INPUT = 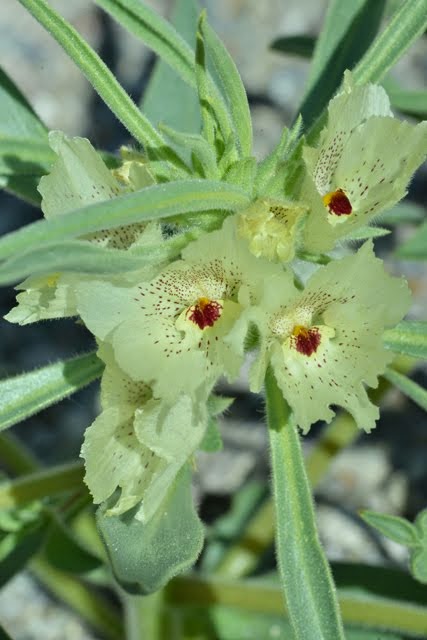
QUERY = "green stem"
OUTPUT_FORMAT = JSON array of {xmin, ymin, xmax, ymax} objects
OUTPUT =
[
  {"xmin": 214, "ymin": 372, "xmax": 398, "ymax": 579},
  {"xmin": 0, "ymin": 435, "xmax": 119, "ymax": 638},
  {"xmin": 167, "ymin": 574, "xmax": 427, "ymax": 638},
  {"xmin": 16, "ymin": 0, "xmax": 184, "ymax": 168},
  {"xmin": 215, "ymin": 411, "xmax": 359, "ymax": 578},
  {"xmin": 0, "ymin": 461, "xmax": 85, "ymax": 508},
  {"xmin": 0, "ymin": 432, "xmax": 39, "ymax": 474},
  {"xmin": 124, "ymin": 592, "xmax": 166, "ymax": 640},
  {"xmin": 31, "ymin": 556, "xmax": 123, "ymax": 640},
  {"xmin": 265, "ymin": 367, "xmax": 345, "ymax": 640}
]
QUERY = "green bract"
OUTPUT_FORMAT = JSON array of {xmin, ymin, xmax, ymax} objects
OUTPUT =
[{"xmin": 237, "ymin": 197, "xmax": 308, "ymax": 262}]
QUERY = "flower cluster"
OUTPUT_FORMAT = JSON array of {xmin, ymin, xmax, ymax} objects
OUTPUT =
[{"xmin": 6, "ymin": 76, "xmax": 426, "ymax": 522}]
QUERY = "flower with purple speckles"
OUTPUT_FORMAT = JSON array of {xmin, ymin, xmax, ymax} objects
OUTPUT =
[
  {"xmin": 75, "ymin": 216, "xmax": 285, "ymax": 402},
  {"xmin": 301, "ymin": 72, "xmax": 427, "ymax": 254},
  {"xmin": 249, "ymin": 242, "xmax": 411, "ymax": 433},
  {"xmin": 5, "ymin": 131, "xmax": 159, "ymax": 326},
  {"xmin": 81, "ymin": 343, "xmax": 207, "ymax": 523}
]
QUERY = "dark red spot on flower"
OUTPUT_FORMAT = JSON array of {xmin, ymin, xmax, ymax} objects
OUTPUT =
[
  {"xmin": 291, "ymin": 325, "xmax": 321, "ymax": 356},
  {"xmin": 322, "ymin": 188, "xmax": 352, "ymax": 216},
  {"xmin": 188, "ymin": 297, "xmax": 222, "ymax": 330}
]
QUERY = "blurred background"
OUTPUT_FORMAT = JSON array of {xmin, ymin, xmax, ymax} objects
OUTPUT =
[{"xmin": 0, "ymin": 1, "xmax": 427, "ymax": 637}]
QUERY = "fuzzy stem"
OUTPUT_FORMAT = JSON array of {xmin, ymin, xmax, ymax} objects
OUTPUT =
[{"xmin": 265, "ymin": 367, "xmax": 345, "ymax": 640}]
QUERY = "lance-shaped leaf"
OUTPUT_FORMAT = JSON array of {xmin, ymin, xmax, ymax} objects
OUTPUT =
[
  {"xmin": 0, "ymin": 65, "xmax": 50, "ymax": 204},
  {"xmin": 0, "ymin": 352, "xmax": 103, "ymax": 432},
  {"xmin": 141, "ymin": 0, "xmax": 201, "ymax": 134},
  {"xmin": 306, "ymin": 0, "xmax": 427, "ymax": 142},
  {"xmin": 396, "ymin": 221, "xmax": 427, "ymax": 260},
  {"xmin": 0, "ymin": 180, "xmax": 250, "ymax": 261},
  {"xmin": 200, "ymin": 15, "xmax": 252, "ymax": 157},
  {"xmin": 299, "ymin": 0, "xmax": 386, "ymax": 130},
  {"xmin": 16, "ymin": 0, "xmax": 182, "ymax": 168},
  {"xmin": 0, "ymin": 239, "xmax": 178, "ymax": 286},
  {"xmin": 360, "ymin": 510, "xmax": 418, "ymax": 547},
  {"xmin": 383, "ymin": 321, "xmax": 427, "ymax": 360},
  {"xmin": 384, "ymin": 368, "xmax": 427, "ymax": 413},
  {"xmin": 94, "ymin": 0, "xmax": 232, "ymax": 141}
]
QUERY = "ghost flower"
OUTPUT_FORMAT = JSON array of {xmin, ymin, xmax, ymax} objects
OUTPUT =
[
  {"xmin": 81, "ymin": 343, "xmax": 207, "ymax": 523},
  {"xmin": 76, "ymin": 216, "xmax": 284, "ymax": 402},
  {"xmin": 250, "ymin": 242, "xmax": 411, "ymax": 433},
  {"xmin": 5, "ymin": 131, "xmax": 158, "ymax": 325},
  {"xmin": 301, "ymin": 73, "xmax": 427, "ymax": 253}
]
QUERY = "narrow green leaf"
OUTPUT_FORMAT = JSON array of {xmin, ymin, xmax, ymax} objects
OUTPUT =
[
  {"xmin": 265, "ymin": 368, "xmax": 345, "ymax": 640},
  {"xmin": 412, "ymin": 509, "xmax": 427, "ymax": 584},
  {"xmin": 0, "ymin": 180, "xmax": 249, "ymax": 261},
  {"xmin": 0, "ymin": 66, "xmax": 50, "ymax": 204},
  {"xmin": 16, "ymin": 0, "xmax": 181, "ymax": 166},
  {"xmin": 411, "ymin": 546, "xmax": 427, "ymax": 584},
  {"xmin": 0, "ymin": 462, "xmax": 84, "ymax": 509},
  {"xmin": 0, "ymin": 524, "xmax": 46, "ymax": 589},
  {"xmin": 0, "ymin": 623, "xmax": 15, "ymax": 640},
  {"xmin": 270, "ymin": 35, "xmax": 316, "ymax": 59},
  {"xmin": 141, "ymin": 0, "xmax": 201, "ymax": 133},
  {"xmin": 195, "ymin": 12, "xmax": 216, "ymax": 148},
  {"xmin": 159, "ymin": 124, "xmax": 219, "ymax": 178},
  {"xmin": 383, "ymin": 76, "xmax": 427, "ymax": 119},
  {"xmin": 377, "ymin": 201, "xmax": 425, "ymax": 225},
  {"xmin": 384, "ymin": 368, "xmax": 427, "ymax": 412},
  {"xmin": 168, "ymin": 571, "xmax": 427, "ymax": 637},
  {"xmin": 199, "ymin": 417, "xmax": 223, "ymax": 453},
  {"xmin": 44, "ymin": 512, "xmax": 102, "ymax": 574},
  {"xmin": 0, "ymin": 174, "xmax": 43, "ymax": 207},
  {"xmin": 300, "ymin": 0, "xmax": 386, "ymax": 129},
  {"xmin": 94, "ymin": 0, "xmax": 232, "ymax": 141},
  {"xmin": 390, "ymin": 88, "xmax": 427, "ymax": 119},
  {"xmin": 396, "ymin": 221, "xmax": 427, "ymax": 260},
  {"xmin": 95, "ymin": 0, "xmax": 197, "ymax": 94},
  {"xmin": 332, "ymin": 560, "xmax": 427, "ymax": 605},
  {"xmin": 360, "ymin": 509, "xmax": 418, "ymax": 547},
  {"xmin": 201, "ymin": 481, "xmax": 265, "ymax": 573},
  {"xmin": 0, "ymin": 138, "xmax": 54, "ymax": 176},
  {"xmin": 97, "ymin": 464, "xmax": 204, "ymax": 594},
  {"xmin": 0, "ymin": 352, "xmax": 103, "ymax": 432},
  {"xmin": 353, "ymin": 0, "xmax": 427, "ymax": 87},
  {"xmin": 31, "ymin": 556, "xmax": 124, "ymax": 640},
  {"xmin": 178, "ymin": 603, "xmax": 403, "ymax": 640},
  {"xmin": 0, "ymin": 240, "xmax": 167, "ymax": 286},
  {"xmin": 202, "ymin": 17, "xmax": 252, "ymax": 157},
  {"xmin": 0, "ymin": 65, "xmax": 47, "ymax": 139},
  {"xmin": 224, "ymin": 157, "xmax": 257, "ymax": 191},
  {"xmin": 383, "ymin": 321, "xmax": 427, "ymax": 359}
]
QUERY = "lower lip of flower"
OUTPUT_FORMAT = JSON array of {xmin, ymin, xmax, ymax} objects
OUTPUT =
[
  {"xmin": 322, "ymin": 188, "xmax": 352, "ymax": 216},
  {"xmin": 187, "ymin": 297, "xmax": 223, "ymax": 330}
]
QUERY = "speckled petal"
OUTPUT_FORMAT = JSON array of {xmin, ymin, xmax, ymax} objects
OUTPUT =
[
  {"xmin": 111, "ymin": 217, "xmax": 284, "ymax": 400},
  {"xmin": 5, "ymin": 273, "xmax": 78, "ymax": 325},
  {"xmin": 250, "ymin": 242, "xmax": 411, "ymax": 432},
  {"xmin": 82, "ymin": 343, "xmax": 207, "ymax": 522},
  {"xmin": 303, "ymin": 116, "xmax": 427, "ymax": 252},
  {"xmin": 39, "ymin": 131, "xmax": 122, "ymax": 219}
]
